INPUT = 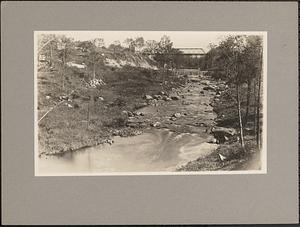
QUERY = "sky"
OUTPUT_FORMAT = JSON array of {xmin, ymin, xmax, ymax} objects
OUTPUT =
[{"xmin": 37, "ymin": 31, "xmax": 265, "ymax": 52}]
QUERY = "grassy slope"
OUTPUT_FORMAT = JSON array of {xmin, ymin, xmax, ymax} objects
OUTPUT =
[{"xmin": 38, "ymin": 62, "xmax": 185, "ymax": 155}]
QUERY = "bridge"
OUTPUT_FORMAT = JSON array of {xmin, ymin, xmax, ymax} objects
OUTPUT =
[
  {"xmin": 176, "ymin": 48, "xmax": 206, "ymax": 58},
  {"xmin": 149, "ymin": 48, "xmax": 206, "ymax": 58}
]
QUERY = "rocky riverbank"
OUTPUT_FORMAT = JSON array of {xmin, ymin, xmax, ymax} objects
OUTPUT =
[{"xmin": 177, "ymin": 76, "xmax": 261, "ymax": 171}]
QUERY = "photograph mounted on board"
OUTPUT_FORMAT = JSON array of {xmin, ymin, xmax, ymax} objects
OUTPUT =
[{"xmin": 34, "ymin": 31, "xmax": 267, "ymax": 176}]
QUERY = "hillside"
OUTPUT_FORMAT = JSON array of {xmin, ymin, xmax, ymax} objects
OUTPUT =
[{"xmin": 37, "ymin": 48, "xmax": 184, "ymax": 155}]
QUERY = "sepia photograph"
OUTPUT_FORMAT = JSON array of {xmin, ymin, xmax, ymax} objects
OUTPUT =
[{"xmin": 35, "ymin": 31, "xmax": 267, "ymax": 175}]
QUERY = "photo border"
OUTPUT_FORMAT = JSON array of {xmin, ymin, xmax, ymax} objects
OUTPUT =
[{"xmin": 2, "ymin": 2, "xmax": 298, "ymax": 224}]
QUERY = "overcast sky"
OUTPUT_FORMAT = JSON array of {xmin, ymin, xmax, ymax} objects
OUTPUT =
[{"xmin": 37, "ymin": 31, "xmax": 265, "ymax": 52}]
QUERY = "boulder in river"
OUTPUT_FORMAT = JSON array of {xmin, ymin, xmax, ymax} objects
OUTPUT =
[
  {"xmin": 163, "ymin": 96, "xmax": 172, "ymax": 101},
  {"xmin": 134, "ymin": 111, "xmax": 144, "ymax": 116},
  {"xmin": 201, "ymin": 80, "xmax": 210, "ymax": 86},
  {"xmin": 170, "ymin": 95, "xmax": 180, "ymax": 100},
  {"xmin": 211, "ymin": 127, "xmax": 237, "ymax": 136},
  {"xmin": 173, "ymin": 113, "xmax": 181, "ymax": 118},
  {"xmin": 207, "ymin": 137, "xmax": 217, "ymax": 144},
  {"xmin": 203, "ymin": 86, "xmax": 216, "ymax": 92},
  {"xmin": 122, "ymin": 110, "xmax": 134, "ymax": 117},
  {"xmin": 150, "ymin": 122, "xmax": 161, "ymax": 127},
  {"xmin": 144, "ymin": 95, "xmax": 153, "ymax": 100},
  {"xmin": 153, "ymin": 95, "xmax": 162, "ymax": 100},
  {"xmin": 140, "ymin": 102, "xmax": 148, "ymax": 107},
  {"xmin": 105, "ymin": 139, "xmax": 114, "ymax": 145}
]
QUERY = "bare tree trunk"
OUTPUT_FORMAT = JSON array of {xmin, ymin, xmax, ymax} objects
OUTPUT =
[
  {"xmin": 87, "ymin": 101, "xmax": 90, "ymax": 129},
  {"xmin": 93, "ymin": 55, "xmax": 96, "ymax": 80},
  {"xmin": 62, "ymin": 65, "xmax": 65, "ymax": 89},
  {"xmin": 253, "ymin": 78, "xmax": 257, "ymax": 137},
  {"xmin": 244, "ymin": 78, "xmax": 252, "ymax": 125},
  {"xmin": 236, "ymin": 83, "xmax": 245, "ymax": 151},
  {"xmin": 256, "ymin": 70, "xmax": 262, "ymax": 149},
  {"xmin": 198, "ymin": 57, "xmax": 201, "ymax": 77},
  {"xmin": 62, "ymin": 48, "xmax": 66, "ymax": 89},
  {"xmin": 162, "ymin": 59, "xmax": 166, "ymax": 90},
  {"xmin": 49, "ymin": 43, "xmax": 53, "ymax": 67},
  {"xmin": 256, "ymin": 50, "xmax": 263, "ymax": 149}
]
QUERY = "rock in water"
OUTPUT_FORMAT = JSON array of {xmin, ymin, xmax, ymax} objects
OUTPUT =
[
  {"xmin": 106, "ymin": 139, "xmax": 114, "ymax": 145},
  {"xmin": 207, "ymin": 137, "xmax": 217, "ymax": 144},
  {"xmin": 144, "ymin": 95, "xmax": 153, "ymax": 100},
  {"xmin": 163, "ymin": 96, "xmax": 172, "ymax": 101},
  {"xmin": 203, "ymin": 86, "xmax": 216, "ymax": 91},
  {"xmin": 135, "ymin": 111, "xmax": 144, "ymax": 116},
  {"xmin": 170, "ymin": 95, "xmax": 180, "ymax": 100},
  {"xmin": 153, "ymin": 95, "xmax": 162, "ymax": 100},
  {"xmin": 211, "ymin": 127, "xmax": 237, "ymax": 144},
  {"xmin": 150, "ymin": 122, "xmax": 161, "ymax": 127},
  {"xmin": 211, "ymin": 127, "xmax": 237, "ymax": 136},
  {"xmin": 173, "ymin": 113, "xmax": 181, "ymax": 118}
]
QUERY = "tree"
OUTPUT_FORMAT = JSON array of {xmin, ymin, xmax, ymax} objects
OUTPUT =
[
  {"xmin": 124, "ymin": 38, "xmax": 135, "ymax": 51},
  {"xmin": 218, "ymin": 35, "xmax": 247, "ymax": 150},
  {"xmin": 94, "ymin": 38, "xmax": 105, "ymax": 48},
  {"xmin": 255, "ymin": 48, "xmax": 263, "ymax": 148},
  {"xmin": 109, "ymin": 40, "xmax": 122, "ymax": 53},
  {"xmin": 80, "ymin": 39, "xmax": 104, "ymax": 80},
  {"xmin": 77, "ymin": 40, "xmax": 94, "ymax": 52},
  {"xmin": 37, "ymin": 34, "xmax": 58, "ymax": 68},
  {"xmin": 56, "ymin": 36, "xmax": 74, "ymax": 89},
  {"xmin": 242, "ymin": 36, "xmax": 263, "ymax": 126},
  {"xmin": 134, "ymin": 37, "xmax": 145, "ymax": 52},
  {"xmin": 152, "ymin": 35, "xmax": 174, "ymax": 68},
  {"xmin": 197, "ymin": 35, "xmax": 264, "ymax": 150},
  {"xmin": 144, "ymin": 40, "xmax": 159, "ymax": 55},
  {"xmin": 124, "ymin": 37, "xmax": 145, "ymax": 52}
]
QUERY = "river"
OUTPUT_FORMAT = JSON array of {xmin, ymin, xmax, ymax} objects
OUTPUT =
[{"xmin": 38, "ymin": 128, "xmax": 218, "ymax": 175}]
